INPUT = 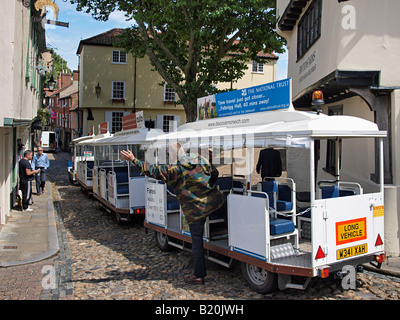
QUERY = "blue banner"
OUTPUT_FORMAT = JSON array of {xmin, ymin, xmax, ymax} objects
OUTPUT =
[{"xmin": 197, "ymin": 79, "xmax": 291, "ymax": 120}]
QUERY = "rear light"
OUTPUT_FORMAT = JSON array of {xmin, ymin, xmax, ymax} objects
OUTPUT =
[
  {"xmin": 375, "ymin": 234, "xmax": 383, "ymax": 246},
  {"xmin": 319, "ymin": 267, "xmax": 329, "ymax": 278},
  {"xmin": 315, "ymin": 246, "xmax": 326, "ymax": 260},
  {"xmin": 134, "ymin": 208, "xmax": 145, "ymax": 214},
  {"xmin": 376, "ymin": 253, "xmax": 385, "ymax": 264}
]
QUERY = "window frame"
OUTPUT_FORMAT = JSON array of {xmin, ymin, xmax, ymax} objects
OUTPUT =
[
  {"xmin": 112, "ymin": 50, "xmax": 127, "ymax": 64},
  {"xmin": 111, "ymin": 81, "xmax": 126, "ymax": 100},
  {"xmin": 111, "ymin": 111, "xmax": 124, "ymax": 133},
  {"xmin": 252, "ymin": 61, "xmax": 264, "ymax": 74},
  {"xmin": 297, "ymin": 0, "xmax": 322, "ymax": 61},
  {"xmin": 324, "ymin": 106, "xmax": 343, "ymax": 176},
  {"xmin": 164, "ymin": 84, "xmax": 176, "ymax": 102}
]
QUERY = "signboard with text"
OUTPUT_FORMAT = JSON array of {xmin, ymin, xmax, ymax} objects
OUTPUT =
[
  {"xmin": 197, "ymin": 78, "xmax": 291, "ymax": 120},
  {"xmin": 122, "ymin": 111, "xmax": 144, "ymax": 130}
]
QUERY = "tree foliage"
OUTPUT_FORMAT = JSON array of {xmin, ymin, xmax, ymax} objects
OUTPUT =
[
  {"xmin": 71, "ymin": 0, "xmax": 286, "ymax": 122},
  {"xmin": 45, "ymin": 48, "xmax": 72, "ymax": 86}
]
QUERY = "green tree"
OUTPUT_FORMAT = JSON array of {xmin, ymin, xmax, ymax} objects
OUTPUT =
[
  {"xmin": 46, "ymin": 48, "xmax": 72, "ymax": 88},
  {"xmin": 71, "ymin": 0, "xmax": 286, "ymax": 122}
]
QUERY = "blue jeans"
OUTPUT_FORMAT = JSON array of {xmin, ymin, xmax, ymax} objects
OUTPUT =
[{"xmin": 35, "ymin": 168, "xmax": 47, "ymax": 193}]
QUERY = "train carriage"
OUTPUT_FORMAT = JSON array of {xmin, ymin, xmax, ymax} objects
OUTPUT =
[{"xmin": 142, "ymin": 80, "xmax": 386, "ymax": 293}]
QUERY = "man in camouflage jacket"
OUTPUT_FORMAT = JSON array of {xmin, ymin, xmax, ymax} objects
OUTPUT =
[{"xmin": 121, "ymin": 143, "xmax": 225, "ymax": 284}]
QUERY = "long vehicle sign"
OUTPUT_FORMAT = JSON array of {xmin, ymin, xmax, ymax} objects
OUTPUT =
[{"xmin": 336, "ymin": 217, "xmax": 367, "ymax": 246}]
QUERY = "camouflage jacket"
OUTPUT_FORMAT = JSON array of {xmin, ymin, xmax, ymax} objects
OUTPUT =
[{"xmin": 132, "ymin": 154, "xmax": 224, "ymax": 224}]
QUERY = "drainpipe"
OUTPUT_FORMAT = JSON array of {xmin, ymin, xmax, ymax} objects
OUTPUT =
[{"xmin": 133, "ymin": 57, "xmax": 137, "ymax": 113}]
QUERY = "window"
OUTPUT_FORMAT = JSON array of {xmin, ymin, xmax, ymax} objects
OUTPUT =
[
  {"xmin": 112, "ymin": 81, "xmax": 125, "ymax": 100},
  {"xmin": 105, "ymin": 111, "xmax": 129, "ymax": 133},
  {"xmin": 324, "ymin": 106, "xmax": 343, "ymax": 175},
  {"xmin": 111, "ymin": 112, "xmax": 124, "ymax": 133},
  {"xmin": 164, "ymin": 85, "xmax": 176, "ymax": 102},
  {"xmin": 252, "ymin": 61, "xmax": 264, "ymax": 73},
  {"xmin": 112, "ymin": 50, "xmax": 127, "ymax": 64},
  {"xmin": 156, "ymin": 114, "xmax": 180, "ymax": 133},
  {"xmin": 297, "ymin": 0, "xmax": 322, "ymax": 60}
]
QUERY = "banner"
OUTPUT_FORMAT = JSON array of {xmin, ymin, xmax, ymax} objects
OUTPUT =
[{"xmin": 197, "ymin": 78, "xmax": 291, "ymax": 120}]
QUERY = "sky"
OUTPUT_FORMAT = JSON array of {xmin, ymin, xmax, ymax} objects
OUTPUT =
[{"xmin": 45, "ymin": 0, "xmax": 288, "ymax": 79}]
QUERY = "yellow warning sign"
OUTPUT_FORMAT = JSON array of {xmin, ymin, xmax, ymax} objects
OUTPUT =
[
  {"xmin": 336, "ymin": 218, "xmax": 367, "ymax": 246},
  {"xmin": 373, "ymin": 205, "xmax": 384, "ymax": 217}
]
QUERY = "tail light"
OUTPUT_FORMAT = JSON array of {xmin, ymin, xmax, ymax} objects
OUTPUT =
[
  {"xmin": 319, "ymin": 267, "xmax": 329, "ymax": 278},
  {"xmin": 134, "ymin": 208, "xmax": 145, "ymax": 214},
  {"xmin": 376, "ymin": 253, "xmax": 385, "ymax": 264}
]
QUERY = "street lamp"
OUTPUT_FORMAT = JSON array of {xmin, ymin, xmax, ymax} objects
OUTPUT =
[
  {"xmin": 48, "ymin": 75, "xmax": 56, "ymax": 91},
  {"xmin": 95, "ymin": 82, "xmax": 102, "ymax": 98}
]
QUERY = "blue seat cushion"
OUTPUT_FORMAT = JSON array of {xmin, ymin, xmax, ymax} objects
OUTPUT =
[
  {"xmin": 115, "ymin": 171, "xmax": 129, "ymax": 183},
  {"xmin": 339, "ymin": 190, "xmax": 355, "ymax": 197},
  {"xmin": 117, "ymin": 184, "xmax": 129, "ymax": 194},
  {"xmin": 270, "ymin": 218, "xmax": 295, "ymax": 235},
  {"xmin": 215, "ymin": 177, "xmax": 232, "ymax": 191},
  {"xmin": 321, "ymin": 185, "xmax": 339, "ymax": 199},
  {"xmin": 87, "ymin": 161, "xmax": 94, "ymax": 169},
  {"xmin": 277, "ymin": 200, "xmax": 293, "ymax": 211},
  {"xmin": 260, "ymin": 180, "xmax": 277, "ymax": 193},
  {"xmin": 167, "ymin": 197, "xmax": 180, "ymax": 211}
]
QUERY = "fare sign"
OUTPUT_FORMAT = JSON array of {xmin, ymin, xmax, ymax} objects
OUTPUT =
[{"xmin": 336, "ymin": 217, "xmax": 367, "ymax": 246}]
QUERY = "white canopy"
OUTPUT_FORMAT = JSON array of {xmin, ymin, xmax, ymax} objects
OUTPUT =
[
  {"xmin": 147, "ymin": 110, "xmax": 386, "ymax": 150},
  {"xmin": 77, "ymin": 132, "xmax": 113, "ymax": 146},
  {"xmin": 90, "ymin": 128, "xmax": 164, "ymax": 146}
]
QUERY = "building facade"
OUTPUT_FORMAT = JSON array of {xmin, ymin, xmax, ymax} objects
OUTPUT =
[
  {"xmin": 277, "ymin": 0, "xmax": 400, "ymax": 256},
  {"xmin": 49, "ymin": 71, "xmax": 80, "ymax": 150},
  {"xmin": 76, "ymin": 28, "xmax": 278, "ymax": 135},
  {"xmin": 0, "ymin": 0, "xmax": 47, "ymax": 224}
]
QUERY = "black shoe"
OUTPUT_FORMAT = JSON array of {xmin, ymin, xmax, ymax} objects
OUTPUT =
[{"xmin": 184, "ymin": 275, "xmax": 204, "ymax": 285}]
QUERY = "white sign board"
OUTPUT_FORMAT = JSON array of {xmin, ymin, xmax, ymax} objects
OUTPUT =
[{"xmin": 145, "ymin": 179, "xmax": 167, "ymax": 227}]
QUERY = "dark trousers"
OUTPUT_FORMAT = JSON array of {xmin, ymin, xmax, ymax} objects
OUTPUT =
[
  {"xmin": 188, "ymin": 201, "xmax": 228, "ymax": 279},
  {"xmin": 20, "ymin": 180, "xmax": 32, "ymax": 210},
  {"xmin": 35, "ymin": 168, "xmax": 46, "ymax": 193},
  {"xmin": 189, "ymin": 219, "xmax": 206, "ymax": 278}
]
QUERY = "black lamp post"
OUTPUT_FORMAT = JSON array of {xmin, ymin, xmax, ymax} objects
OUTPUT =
[
  {"xmin": 95, "ymin": 82, "xmax": 101, "ymax": 98},
  {"xmin": 48, "ymin": 75, "xmax": 56, "ymax": 91}
]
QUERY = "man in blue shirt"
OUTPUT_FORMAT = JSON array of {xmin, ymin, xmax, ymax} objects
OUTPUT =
[{"xmin": 32, "ymin": 147, "xmax": 50, "ymax": 195}]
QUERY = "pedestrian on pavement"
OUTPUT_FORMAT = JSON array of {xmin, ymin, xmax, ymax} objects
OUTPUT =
[
  {"xmin": 121, "ymin": 143, "xmax": 226, "ymax": 285},
  {"xmin": 19, "ymin": 150, "xmax": 39, "ymax": 212},
  {"xmin": 32, "ymin": 147, "xmax": 50, "ymax": 195}
]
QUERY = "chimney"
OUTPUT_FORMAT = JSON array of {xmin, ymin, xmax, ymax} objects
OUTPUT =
[
  {"xmin": 58, "ymin": 72, "xmax": 72, "ymax": 89},
  {"xmin": 73, "ymin": 70, "xmax": 80, "ymax": 82}
]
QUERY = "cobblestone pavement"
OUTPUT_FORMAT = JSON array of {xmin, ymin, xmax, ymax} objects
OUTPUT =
[{"xmin": 1, "ymin": 151, "xmax": 400, "ymax": 301}]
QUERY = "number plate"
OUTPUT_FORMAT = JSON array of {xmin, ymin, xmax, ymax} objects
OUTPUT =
[{"xmin": 336, "ymin": 243, "xmax": 368, "ymax": 260}]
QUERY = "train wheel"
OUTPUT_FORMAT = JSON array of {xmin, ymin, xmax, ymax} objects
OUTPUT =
[
  {"xmin": 240, "ymin": 262, "xmax": 278, "ymax": 294},
  {"xmin": 155, "ymin": 231, "xmax": 172, "ymax": 252}
]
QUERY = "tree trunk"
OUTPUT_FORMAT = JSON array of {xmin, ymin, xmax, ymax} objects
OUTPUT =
[{"xmin": 184, "ymin": 99, "xmax": 198, "ymax": 123}]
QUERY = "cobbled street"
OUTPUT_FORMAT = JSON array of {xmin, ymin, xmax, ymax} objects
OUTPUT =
[{"xmin": 2, "ymin": 151, "xmax": 399, "ymax": 301}]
